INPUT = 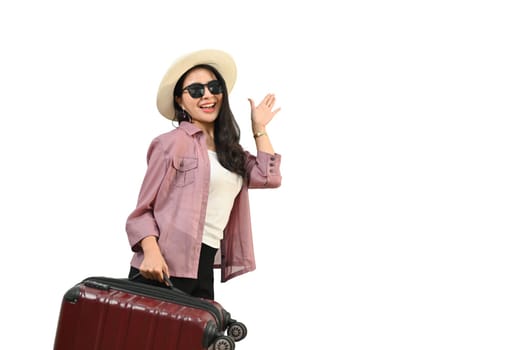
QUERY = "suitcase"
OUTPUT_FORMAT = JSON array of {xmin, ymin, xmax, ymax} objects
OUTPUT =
[{"xmin": 53, "ymin": 276, "xmax": 247, "ymax": 350}]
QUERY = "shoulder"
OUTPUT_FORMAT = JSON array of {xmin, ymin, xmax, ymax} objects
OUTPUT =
[
  {"xmin": 152, "ymin": 127, "xmax": 195, "ymax": 148},
  {"xmin": 144, "ymin": 129, "xmax": 181, "ymax": 156},
  {"xmin": 154, "ymin": 128, "xmax": 181, "ymax": 142},
  {"xmin": 155, "ymin": 122, "xmax": 201, "ymax": 142},
  {"xmin": 151, "ymin": 127, "xmax": 200, "ymax": 159}
]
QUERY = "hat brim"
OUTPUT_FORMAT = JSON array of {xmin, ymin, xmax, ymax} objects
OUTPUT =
[{"xmin": 156, "ymin": 49, "xmax": 237, "ymax": 120}]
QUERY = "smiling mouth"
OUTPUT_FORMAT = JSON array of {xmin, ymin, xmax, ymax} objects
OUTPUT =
[{"xmin": 200, "ymin": 103, "xmax": 215, "ymax": 109}]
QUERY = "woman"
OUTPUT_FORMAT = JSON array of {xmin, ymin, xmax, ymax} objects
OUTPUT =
[{"xmin": 125, "ymin": 49, "xmax": 282, "ymax": 300}]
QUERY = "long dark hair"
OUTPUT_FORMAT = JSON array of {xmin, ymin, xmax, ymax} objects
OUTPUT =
[{"xmin": 173, "ymin": 64, "xmax": 247, "ymax": 178}]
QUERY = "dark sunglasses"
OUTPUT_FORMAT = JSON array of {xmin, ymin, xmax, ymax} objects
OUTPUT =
[{"xmin": 182, "ymin": 80, "xmax": 223, "ymax": 99}]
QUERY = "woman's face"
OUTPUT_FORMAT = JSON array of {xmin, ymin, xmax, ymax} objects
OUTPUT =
[{"xmin": 175, "ymin": 67, "xmax": 224, "ymax": 127}]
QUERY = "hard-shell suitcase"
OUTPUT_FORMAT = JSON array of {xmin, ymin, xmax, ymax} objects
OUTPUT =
[{"xmin": 53, "ymin": 276, "xmax": 247, "ymax": 350}]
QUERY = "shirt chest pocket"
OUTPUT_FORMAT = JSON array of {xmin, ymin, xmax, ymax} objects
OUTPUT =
[{"xmin": 172, "ymin": 156, "xmax": 198, "ymax": 187}]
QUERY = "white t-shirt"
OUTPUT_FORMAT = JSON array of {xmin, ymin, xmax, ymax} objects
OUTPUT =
[{"xmin": 202, "ymin": 150, "xmax": 243, "ymax": 248}]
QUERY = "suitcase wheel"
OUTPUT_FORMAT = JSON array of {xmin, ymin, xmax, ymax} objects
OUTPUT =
[
  {"xmin": 227, "ymin": 321, "xmax": 248, "ymax": 342},
  {"xmin": 212, "ymin": 335, "xmax": 236, "ymax": 350}
]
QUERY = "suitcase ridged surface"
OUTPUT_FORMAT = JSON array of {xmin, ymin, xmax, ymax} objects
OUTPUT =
[{"xmin": 54, "ymin": 277, "xmax": 220, "ymax": 350}]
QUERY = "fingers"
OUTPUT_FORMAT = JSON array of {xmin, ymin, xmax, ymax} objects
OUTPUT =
[
  {"xmin": 140, "ymin": 265, "xmax": 169, "ymax": 284},
  {"xmin": 139, "ymin": 246, "xmax": 170, "ymax": 284},
  {"xmin": 260, "ymin": 93, "xmax": 275, "ymax": 109},
  {"xmin": 249, "ymin": 94, "xmax": 279, "ymax": 111},
  {"xmin": 139, "ymin": 268, "xmax": 162, "ymax": 282},
  {"xmin": 265, "ymin": 93, "xmax": 275, "ymax": 107},
  {"xmin": 249, "ymin": 93, "xmax": 280, "ymax": 127}
]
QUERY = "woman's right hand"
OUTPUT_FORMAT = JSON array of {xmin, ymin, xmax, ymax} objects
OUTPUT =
[{"xmin": 139, "ymin": 236, "xmax": 169, "ymax": 284}]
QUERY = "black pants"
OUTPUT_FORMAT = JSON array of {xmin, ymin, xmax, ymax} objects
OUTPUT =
[{"xmin": 129, "ymin": 243, "xmax": 218, "ymax": 300}]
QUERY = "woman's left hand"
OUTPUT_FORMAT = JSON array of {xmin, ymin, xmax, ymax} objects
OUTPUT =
[{"xmin": 248, "ymin": 93, "xmax": 281, "ymax": 131}]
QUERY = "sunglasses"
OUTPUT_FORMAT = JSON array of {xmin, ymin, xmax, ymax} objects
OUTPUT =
[{"xmin": 182, "ymin": 80, "xmax": 223, "ymax": 99}]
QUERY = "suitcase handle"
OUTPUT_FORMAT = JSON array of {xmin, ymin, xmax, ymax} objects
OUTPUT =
[
  {"xmin": 162, "ymin": 273, "xmax": 176, "ymax": 289},
  {"xmin": 129, "ymin": 271, "xmax": 187, "ymax": 295}
]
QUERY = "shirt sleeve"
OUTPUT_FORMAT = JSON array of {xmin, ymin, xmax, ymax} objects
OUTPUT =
[
  {"xmin": 245, "ymin": 150, "xmax": 282, "ymax": 189},
  {"xmin": 125, "ymin": 137, "xmax": 170, "ymax": 251}
]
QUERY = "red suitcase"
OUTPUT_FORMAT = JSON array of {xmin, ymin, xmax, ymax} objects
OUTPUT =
[{"xmin": 53, "ymin": 276, "xmax": 247, "ymax": 350}]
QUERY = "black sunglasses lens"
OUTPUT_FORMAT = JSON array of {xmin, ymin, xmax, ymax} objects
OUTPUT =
[
  {"xmin": 186, "ymin": 84, "xmax": 205, "ymax": 98},
  {"xmin": 208, "ymin": 80, "xmax": 223, "ymax": 95},
  {"xmin": 184, "ymin": 81, "xmax": 223, "ymax": 98}
]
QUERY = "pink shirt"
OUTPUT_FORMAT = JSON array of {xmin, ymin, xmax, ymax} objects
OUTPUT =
[{"xmin": 126, "ymin": 122, "xmax": 282, "ymax": 282}]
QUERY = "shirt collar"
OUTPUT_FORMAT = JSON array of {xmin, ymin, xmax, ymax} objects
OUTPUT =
[{"xmin": 179, "ymin": 121, "xmax": 203, "ymax": 136}]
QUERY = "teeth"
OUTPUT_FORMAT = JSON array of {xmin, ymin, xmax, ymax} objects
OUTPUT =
[{"xmin": 201, "ymin": 104, "xmax": 214, "ymax": 108}]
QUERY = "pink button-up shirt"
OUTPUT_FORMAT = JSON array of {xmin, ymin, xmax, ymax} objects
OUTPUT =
[{"xmin": 126, "ymin": 122, "xmax": 282, "ymax": 282}]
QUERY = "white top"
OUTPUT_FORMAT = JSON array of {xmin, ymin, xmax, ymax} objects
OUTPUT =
[{"xmin": 202, "ymin": 150, "xmax": 243, "ymax": 248}]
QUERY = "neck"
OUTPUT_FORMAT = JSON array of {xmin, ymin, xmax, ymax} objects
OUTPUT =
[
  {"xmin": 193, "ymin": 121, "xmax": 215, "ymax": 150},
  {"xmin": 193, "ymin": 121, "xmax": 214, "ymax": 134}
]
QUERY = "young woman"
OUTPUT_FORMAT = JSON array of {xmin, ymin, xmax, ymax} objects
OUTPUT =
[{"xmin": 126, "ymin": 49, "xmax": 282, "ymax": 300}]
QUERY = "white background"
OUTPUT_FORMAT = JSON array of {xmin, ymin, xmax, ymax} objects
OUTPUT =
[{"xmin": 1, "ymin": 1, "xmax": 524, "ymax": 349}]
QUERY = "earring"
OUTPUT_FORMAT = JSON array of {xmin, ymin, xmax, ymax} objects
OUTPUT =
[{"xmin": 182, "ymin": 109, "xmax": 192, "ymax": 122}]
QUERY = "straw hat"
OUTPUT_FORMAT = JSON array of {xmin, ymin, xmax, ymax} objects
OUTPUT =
[{"xmin": 156, "ymin": 49, "xmax": 237, "ymax": 120}]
